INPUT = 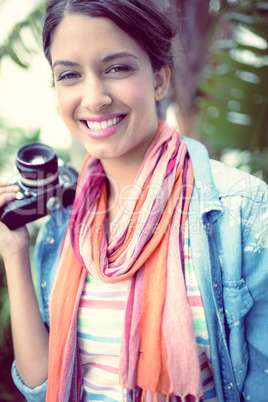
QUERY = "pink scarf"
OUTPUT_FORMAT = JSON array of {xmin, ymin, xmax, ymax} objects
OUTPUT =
[{"xmin": 46, "ymin": 123, "xmax": 203, "ymax": 401}]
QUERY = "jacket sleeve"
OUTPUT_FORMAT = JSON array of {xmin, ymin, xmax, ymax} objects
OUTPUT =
[
  {"xmin": 11, "ymin": 362, "xmax": 47, "ymax": 402},
  {"xmin": 242, "ymin": 181, "xmax": 268, "ymax": 401},
  {"xmin": 11, "ymin": 208, "xmax": 71, "ymax": 401},
  {"xmin": 10, "ymin": 220, "xmax": 49, "ymax": 401}
]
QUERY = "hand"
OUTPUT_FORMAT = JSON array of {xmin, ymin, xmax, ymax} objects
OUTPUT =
[{"xmin": 0, "ymin": 182, "xmax": 29, "ymax": 261}]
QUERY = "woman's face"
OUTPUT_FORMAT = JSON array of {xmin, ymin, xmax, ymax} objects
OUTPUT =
[{"xmin": 50, "ymin": 14, "xmax": 169, "ymax": 166}]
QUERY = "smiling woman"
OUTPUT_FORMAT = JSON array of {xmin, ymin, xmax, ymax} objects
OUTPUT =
[
  {"xmin": 0, "ymin": 1, "xmax": 268, "ymax": 402},
  {"xmin": 50, "ymin": 15, "xmax": 169, "ymax": 171}
]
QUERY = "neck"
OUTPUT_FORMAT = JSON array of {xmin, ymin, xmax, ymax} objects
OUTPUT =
[
  {"xmin": 101, "ymin": 157, "xmax": 141, "ymax": 222},
  {"xmin": 101, "ymin": 131, "xmax": 156, "ymax": 200},
  {"xmin": 101, "ymin": 146, "xmax": 150, "ymax": 223},
  {"xmin": 100, "ymin": 122, "xmax": 161, "ymax": 222}
]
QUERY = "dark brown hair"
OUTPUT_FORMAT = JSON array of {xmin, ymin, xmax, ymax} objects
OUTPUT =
[{"xmin": 42, "ymin": 0, "xmax": 176, "ymax": 71}]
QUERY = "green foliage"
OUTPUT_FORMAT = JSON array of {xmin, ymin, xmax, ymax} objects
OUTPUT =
[
  {"xmin": 0, "ymin": 118, "xmax": 41, "ymax": 175},
  {"xmin": 0, "ymin": 1, "xmax": 48, "ymax": 67},
  {"xmin": 194, "ymin": 3, "xmax": 268, "ymax": 181},
  {"xmin": 169, "ymin": 0, "xmax": 268, "ymax": 181},
  {"xmin": 197, "ymin": 12, "xmax": 268, "ymax": 151}
]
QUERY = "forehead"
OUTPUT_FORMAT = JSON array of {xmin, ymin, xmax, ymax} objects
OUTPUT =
[{"xmin": 50, "ymin": 14, "xmax": 149, "ymax": 64}]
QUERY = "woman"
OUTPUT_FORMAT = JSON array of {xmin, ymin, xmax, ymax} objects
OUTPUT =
[{"xmin": 0, "ymin": 0, "xmax": 267, "ymax": 401}]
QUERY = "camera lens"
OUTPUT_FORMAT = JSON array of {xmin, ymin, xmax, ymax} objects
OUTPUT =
[
  {"xmin": 16, "ymin": 143, "xmax": 58, "ymax": 187},
  {"xmin": 30, "ymin": 156, "xmax": 47, "ymax": 165}
]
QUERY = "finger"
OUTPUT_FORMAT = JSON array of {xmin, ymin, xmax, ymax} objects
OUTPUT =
[
  {"xmin": 0, "ymin": 179, "xmax": 15, "ymax": 186},
  {"xmin": 0, "ymin": 191, "xmax": 18, "ymax": 207},
  {"xmin": 0, "ymin": 185, "xmax": 20, "ymax": 194}
]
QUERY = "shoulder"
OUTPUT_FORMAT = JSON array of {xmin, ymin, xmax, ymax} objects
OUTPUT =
[
  {"xmin": 183, "ymin": 135, "xmax": 267, "ymax": 225},
  {"xmin": 183, "ymin": 132, "xmax": 267, "ymax": 204},
  {"xmin": 209, "ymin": 160, "xmax": 268, "ymax": 255},
  {"xmin": 183, "ymin": 134, "xmax": 267, "ymax": 244},
  {"xmin": 209, "ymin": 159, "xmax": 267, "ymax": 201},
  {"xmin": 210, "ymin": 160, "xmax": 267, "ymax": 233},
  {"xmin": 183, "ymin": 134, "xmax": 267, "ymax": 200}
]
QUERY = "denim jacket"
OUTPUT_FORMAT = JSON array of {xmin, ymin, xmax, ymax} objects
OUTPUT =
[{"xmin": 12, "ymin": 137, "xmax": 268, "ymax": 402}]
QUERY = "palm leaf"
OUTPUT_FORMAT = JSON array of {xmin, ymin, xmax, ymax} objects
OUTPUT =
[
  {"xmin": 196, "ymin": 8, "xmax": 268, "ymax": 151},
  {"xmin": 0, "ymin": 1, "xmax": 47, "ymax": 66}
]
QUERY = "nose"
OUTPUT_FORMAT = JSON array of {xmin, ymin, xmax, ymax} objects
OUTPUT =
[{"xmin": 80, "ymin": 74, "xmax": 112, "ymax": 112}]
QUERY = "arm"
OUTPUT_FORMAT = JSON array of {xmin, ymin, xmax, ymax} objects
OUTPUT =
[
  {"xmin": 242, "ymin": 182, "xmax": 268, "ymax": 401},
  {"xmin": 0, "ymin": 184, "xmax": 49, "ymax": 389}
]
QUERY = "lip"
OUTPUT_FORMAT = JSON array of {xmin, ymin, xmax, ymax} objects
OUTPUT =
[
  {"xmin": 80, "ymin": 114, "xmax": 127, "ymax": 139},
  {"xmin": 81, "ymin": 114, "xmax": 122, "ymax": 123}
]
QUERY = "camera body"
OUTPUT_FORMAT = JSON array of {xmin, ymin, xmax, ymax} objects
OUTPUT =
[{"xmin": 0, "ymin": 143, "xmax": 78, "ymax": 230}]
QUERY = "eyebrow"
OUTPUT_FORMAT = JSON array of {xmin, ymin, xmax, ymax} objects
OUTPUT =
[
  {"xmin": 102, "ymin": 52, "xmax": 139, "ymax": 63},
  {"xmin": 52, "ymin": 60, "xmax": 80, "ymax": 70},
  {"xmin": 52, "ymin": 52, "xmax": 139, "ymax": 70}
]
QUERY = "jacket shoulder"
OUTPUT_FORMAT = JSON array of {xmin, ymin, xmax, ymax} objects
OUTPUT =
[{"xmin": 209, "ymin": 159, "xmax": 267, "ymax": 199}]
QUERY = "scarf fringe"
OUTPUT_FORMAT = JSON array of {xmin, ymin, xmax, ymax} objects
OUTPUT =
[{"xmin": 125, "ymin": 386, "xmax": 202, "ymax": 402}]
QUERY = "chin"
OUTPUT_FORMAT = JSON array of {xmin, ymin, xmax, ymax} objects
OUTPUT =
[{"xmin": 82, "ymin": 146, "xmax": 114, "ymax": 161}]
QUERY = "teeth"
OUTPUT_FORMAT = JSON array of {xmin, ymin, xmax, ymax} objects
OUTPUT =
[
  {"xmin": 86, "ymin": 116, "xmax": 123, "ymax": 131},
  {"xmin": 94, "ymin": 122, "xmax": 101, "ymax": 130},
  {"xmin": 101, "ymin": 120, "xmax": 108, "ymax": 129}
]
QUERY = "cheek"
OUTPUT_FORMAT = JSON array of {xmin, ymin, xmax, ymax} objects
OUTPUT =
[
  {"xmin": 56, "ymin": 90, "xmax": 77, "ymax": 123},
  {"xmin": 123, "ymin": 80, "xmax": 155, "ymax": 113}
]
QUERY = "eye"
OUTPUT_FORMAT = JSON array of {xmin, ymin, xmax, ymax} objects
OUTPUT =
[
  {"xmin": 57, "ymin": 72, "xmax": 81, "ymax": 81},
  {"xmin": 106, "ymin": 65, "xmax": 133, "ymax": 74}
]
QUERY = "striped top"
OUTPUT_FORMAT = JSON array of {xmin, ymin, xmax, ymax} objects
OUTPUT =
[
  {"xmin": 78, "ymin": 222, "xmax": 217, "ymax": 401},
  {"xmin": 78, "ymin": 276, "xmax": 127, "ymax": 402}
]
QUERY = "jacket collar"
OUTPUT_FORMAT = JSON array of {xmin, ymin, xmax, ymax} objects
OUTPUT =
[{"xmin": 183, "ymin": 135, "xmax": 223, "ymax": 223}]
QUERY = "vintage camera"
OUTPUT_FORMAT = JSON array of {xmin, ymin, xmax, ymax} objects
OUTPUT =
[{"xmin": 0, "ymin": 142, "xmax": 78, "ymax": 230}]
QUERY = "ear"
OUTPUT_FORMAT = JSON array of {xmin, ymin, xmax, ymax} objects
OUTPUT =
[{"xmin": 153, "ymin": 66, "xmax": 171, "ymax": 101}]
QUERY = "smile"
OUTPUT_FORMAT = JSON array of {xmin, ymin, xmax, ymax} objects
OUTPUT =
[
  {"xmin": 80, "ymin": 114, "xmax": 126, "ymax": 139},
  {"xmin": 83, "ymin": 115, "xmax": 125, "ymax": 131}
]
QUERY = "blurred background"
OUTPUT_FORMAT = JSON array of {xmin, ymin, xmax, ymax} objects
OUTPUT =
[{"xmin": 0, "ymin": 0, "xmax": 267, "ymax": 400}]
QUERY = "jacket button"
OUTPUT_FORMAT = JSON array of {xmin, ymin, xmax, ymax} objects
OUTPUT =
[
  {"xmin": 227, "ymin": 382, "xmax": 234, "ymax": 390},
  {"xmin": 41, "ymin": 281, "xmax": 47, "ymax": 288},
  {"xmin": 47, "ymin": 236, "xmax": 55, "ymax": 244},
  {"xmin": 213, "ymin": 282, "xmax": 218, "ymax": 290}
]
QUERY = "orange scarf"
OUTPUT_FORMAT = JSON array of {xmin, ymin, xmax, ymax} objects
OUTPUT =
[{"xmin": 46, "ymin": 123, "xmax": 203, "ymax": 401}]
